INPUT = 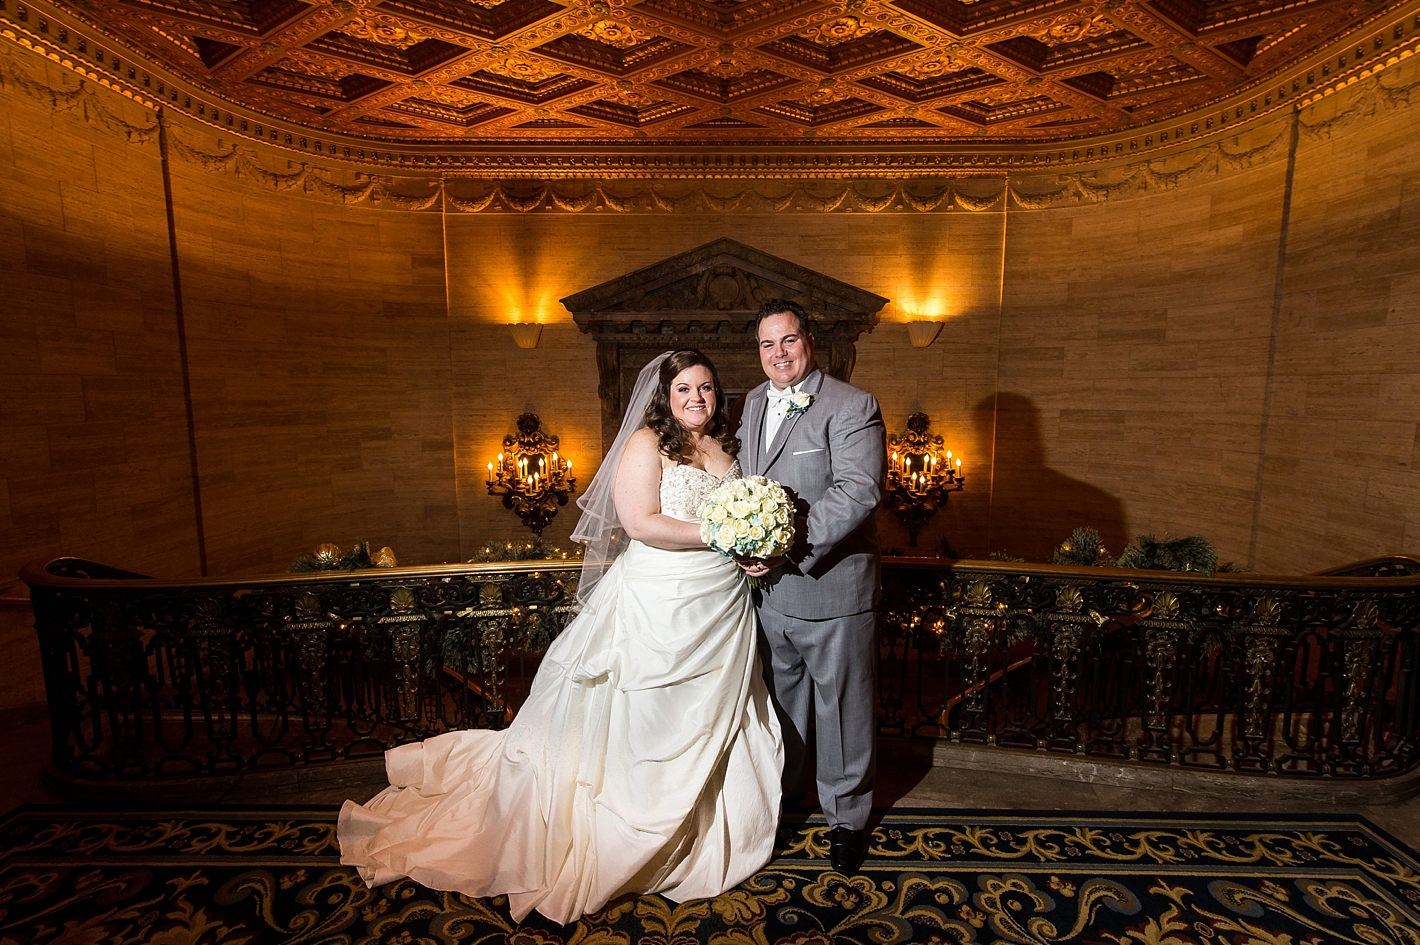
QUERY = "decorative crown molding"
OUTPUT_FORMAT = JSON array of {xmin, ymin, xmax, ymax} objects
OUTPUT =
[
  {"xmin": 2, "ymin": 33, "xmax": 1417, "ymax": 212},
  {"xmin": 2, "ymin": 0, "xmax": 1419, "ymax": 178}
]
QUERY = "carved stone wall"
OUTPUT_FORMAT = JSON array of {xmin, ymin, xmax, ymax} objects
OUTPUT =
[{"xmin": 561, "ymin": 238, "xmax": 888, "ymax": 448}]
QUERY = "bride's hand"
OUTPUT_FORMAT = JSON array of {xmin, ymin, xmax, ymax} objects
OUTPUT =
[{"xmin": 736, "ymin": 555, "xmax": 784, "ymax": 577}]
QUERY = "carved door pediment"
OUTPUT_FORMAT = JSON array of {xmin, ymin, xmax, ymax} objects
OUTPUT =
[{"xmin": 561, "ymin": 238, "xmax": 887, "ymax": 448}]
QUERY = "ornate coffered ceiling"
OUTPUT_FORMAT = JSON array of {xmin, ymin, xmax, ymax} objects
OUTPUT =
[{"xmin": 22, "ymin": 0, "xmax": 1412, "ymax": 150}]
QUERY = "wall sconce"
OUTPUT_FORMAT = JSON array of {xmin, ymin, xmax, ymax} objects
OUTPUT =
[
  {"xmin": 509, "ymin": 323, "xmax": 542, "ymax": 349},
  {"xmin": 486, "ymin": 413, "xmax": 577, "ymax": 535},
  {"xmin": 906, "ymin": 321, "xmax": 943, "ymax": 348},
  {"xmin": 886, "ymin": 412, "xmax": 964, "ymax": 547}
]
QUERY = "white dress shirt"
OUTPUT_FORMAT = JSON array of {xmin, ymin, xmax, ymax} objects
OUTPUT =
[{"xmin": 763, "ymin": 382, "xmax": 802, "ymax": 450}]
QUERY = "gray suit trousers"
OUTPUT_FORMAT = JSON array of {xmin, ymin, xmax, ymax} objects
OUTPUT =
[{"xmin": 758, "ymin": 607, "xmax": 877, "ymax": 831}]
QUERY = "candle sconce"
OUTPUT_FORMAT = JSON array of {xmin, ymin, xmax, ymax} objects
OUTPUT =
[
  {"xmin": 486, "ymin": 413, "xmax": 577, "ymax": 536},
  {"xmin": 886, "ymin": 412, "xmax": 964, "ymax": 547}
]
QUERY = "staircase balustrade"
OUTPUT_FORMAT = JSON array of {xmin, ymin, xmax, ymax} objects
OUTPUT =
[
  {"xmin": 20, "ymin": 553, "xmax": 1420, "ymax": 788},
  {"xmin": 879, "ymin": 555, "xmax": 1420, "ymax": 776}
]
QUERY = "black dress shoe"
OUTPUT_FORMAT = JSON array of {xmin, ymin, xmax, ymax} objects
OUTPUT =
[{"xmin": 829, "ymin": 826, "xmax": 868, "ymax": 875}]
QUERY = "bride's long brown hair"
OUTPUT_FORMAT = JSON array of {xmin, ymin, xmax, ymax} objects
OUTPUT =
[{"xmin": 642, "ymin": 350, "xmax": 740, "ymax": 464}]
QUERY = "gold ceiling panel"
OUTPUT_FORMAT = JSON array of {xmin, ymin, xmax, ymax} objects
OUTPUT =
[{"xmin": 20, "ymin": 0, "xmax": 1416, "ymax": 151}]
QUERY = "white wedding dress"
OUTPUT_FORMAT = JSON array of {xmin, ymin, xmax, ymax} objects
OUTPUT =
[{"xmin": 338, "ymin": 461, "xmax": 783, "ymax": 925}]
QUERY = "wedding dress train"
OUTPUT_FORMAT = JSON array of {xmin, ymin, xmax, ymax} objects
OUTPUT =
[{"xmin": 338, "ymin": 462, "xmax": 783, "ymax": 924}]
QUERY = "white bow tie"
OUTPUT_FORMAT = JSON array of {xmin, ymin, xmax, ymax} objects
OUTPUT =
[{"xmin": 766, "ymin": 386, "xmax": 797, "ymax": 405}]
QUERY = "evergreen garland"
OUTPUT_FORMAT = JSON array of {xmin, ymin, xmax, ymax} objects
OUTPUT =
[
  {"xmin": 1053, "ymin": 527, "xmax": 1112, "ymax": 567},
  {"xmin": 1115, "ymin": 534, "xmax": 1218, "ymax": 574},
  {"xmin": 432, "ymin": 618, "xmax": 486, "ymax": 678},
  {"xmin": 1048, "ymin": 528, "xmax": 1246, "ymax": 574}
]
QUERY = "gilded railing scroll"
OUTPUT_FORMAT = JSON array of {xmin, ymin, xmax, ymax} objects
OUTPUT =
[{"xmin": 877, "ymin": 557, "xmax": 1420, "ymax": 777}]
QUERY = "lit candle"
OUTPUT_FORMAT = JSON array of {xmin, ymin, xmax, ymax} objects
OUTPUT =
[
  {"xmin": 956, "ymin": 457, "xmax": 962, "ymax": 475},
  {"xmin": 486, "ymin": 461, "xmax": 493, "ymax": 483}
]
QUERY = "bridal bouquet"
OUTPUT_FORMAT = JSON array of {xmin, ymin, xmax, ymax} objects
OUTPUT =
[{"xmin": 698, "ymin": 476, "xmax": 795, "ymax": 570}]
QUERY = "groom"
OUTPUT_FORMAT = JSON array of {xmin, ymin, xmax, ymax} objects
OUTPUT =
[{"xmin": 736, "ymin": 299, "xmax": 886, "ymax": 875}]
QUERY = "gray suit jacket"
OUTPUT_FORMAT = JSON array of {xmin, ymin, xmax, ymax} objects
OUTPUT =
[{"xmin": 738, "ymin": 369, "xmax": 886, "ymax": 620}]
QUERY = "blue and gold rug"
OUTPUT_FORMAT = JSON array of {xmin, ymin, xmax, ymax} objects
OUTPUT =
[{"xmin": 2, "ymin": 806, "xmax": 1418, "ymax": 943}]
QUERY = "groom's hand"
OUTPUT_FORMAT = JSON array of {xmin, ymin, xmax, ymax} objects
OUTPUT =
[{"xmin": 736, "ymin": 555, "xmax": 785, "ymax": 577}]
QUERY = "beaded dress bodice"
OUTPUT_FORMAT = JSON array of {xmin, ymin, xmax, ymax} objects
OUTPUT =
[{"xmin": 660, "ymin": 461, "xmax": 741, "ymax": 522}]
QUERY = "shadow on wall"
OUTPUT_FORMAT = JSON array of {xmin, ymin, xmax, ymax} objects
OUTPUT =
[{"xmin": 977, "ymin": 393, "xmax": 1128, "ymax": 563}]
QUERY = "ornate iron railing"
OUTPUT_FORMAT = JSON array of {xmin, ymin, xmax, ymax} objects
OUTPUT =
[
  {"xmin": 20, "ymin": 552, "xmax": 1420, "ymax": 785},
  {"xmin": 21, "ymin": 557, "xmax": 580, "ymax": 782},
  {"xmin": 878, "ymin": 555, "xmax": 1420, "ymax": 777}
]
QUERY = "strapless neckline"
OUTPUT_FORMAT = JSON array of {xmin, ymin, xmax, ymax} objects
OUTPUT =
[
  {"xmin": 667, "ymin": 463, "xmax": 739, "ymax": 482},
  {"xmin": 660, "ymin": 461, "xmax": 741, "ymax": 522}
]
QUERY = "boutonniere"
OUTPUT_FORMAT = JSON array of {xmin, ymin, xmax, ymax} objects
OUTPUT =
[{"xmin": 786, "ymin": 392, "xmax": 814, "ymax": 417}]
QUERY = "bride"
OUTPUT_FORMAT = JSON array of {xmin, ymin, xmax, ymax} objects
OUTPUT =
[{"xmin": 338, "ymin": 350, "xmax": 784, "ymax": 925}]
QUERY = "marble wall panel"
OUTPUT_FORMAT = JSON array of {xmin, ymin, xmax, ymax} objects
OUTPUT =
[
  {"xmin": 166, "ymin": 161, "xmax": 461, "ymax": 574},
  {"xmin": 995, "ymin": 125, "xmax": 1291, "ymax": 565},
  {"xmin": 1256, "ymin": 82, "xmax": 1420, "ymax": 571},
  {"xmin": 0, "ymin": 65, "xmax": 200, "ymax": 586}
]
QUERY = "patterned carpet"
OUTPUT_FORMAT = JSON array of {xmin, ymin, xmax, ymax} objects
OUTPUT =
[{"xmin": 2, "ymin": 805, "xmax": 1419, "ymax": 944}]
